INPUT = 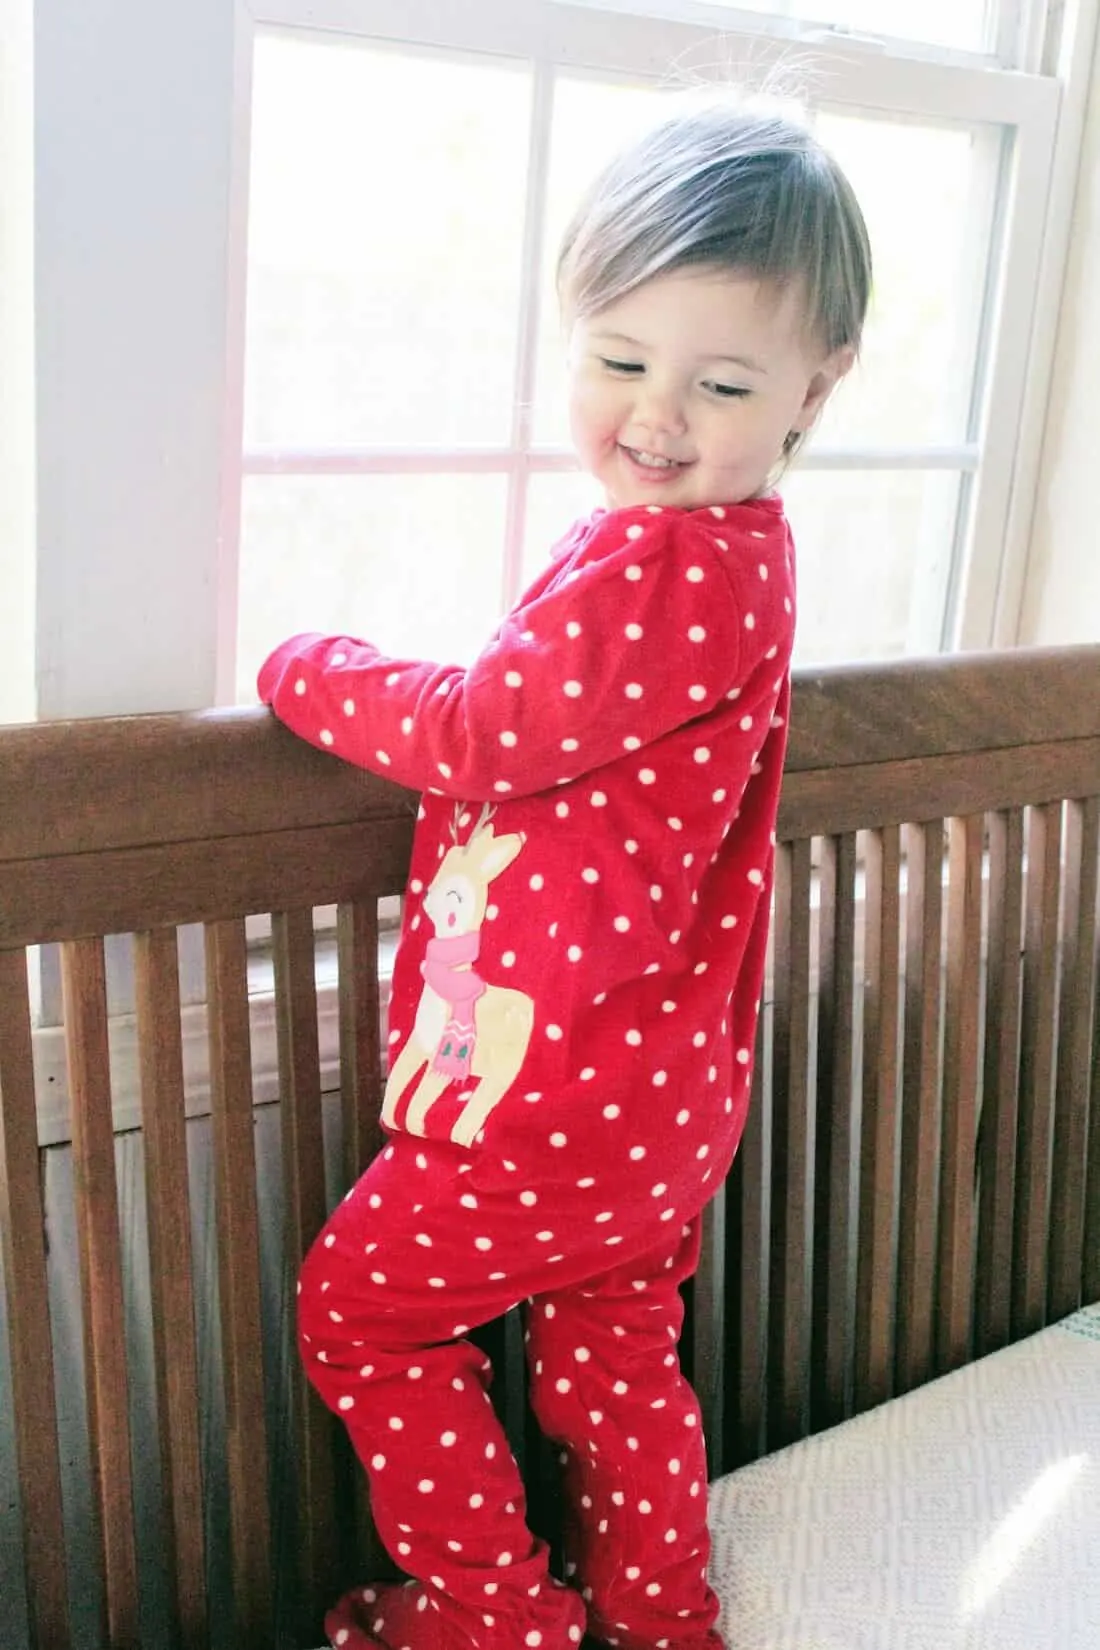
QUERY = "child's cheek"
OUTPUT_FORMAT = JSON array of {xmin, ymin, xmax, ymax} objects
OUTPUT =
[{"xmin": 567, "ymin": 383, "xmax": 607, "ymax": 458}]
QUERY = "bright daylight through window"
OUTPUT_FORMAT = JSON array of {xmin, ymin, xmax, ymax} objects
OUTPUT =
[{"xmin": 234, "ymin": 0, "xmax": 1059, "ymax": 700}]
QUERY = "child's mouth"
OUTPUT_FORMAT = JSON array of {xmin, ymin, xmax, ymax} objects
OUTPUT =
[{"xmin": 620, "ymin": 444, "xmax": 690, "ymax": 477}]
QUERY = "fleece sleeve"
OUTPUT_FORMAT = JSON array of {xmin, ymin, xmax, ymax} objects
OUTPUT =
[{"xmin": 257, "ymin": 505, "xmax": 788, "ymax": 801}]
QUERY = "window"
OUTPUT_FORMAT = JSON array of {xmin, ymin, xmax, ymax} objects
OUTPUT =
[
  {"xmin": 232, "ymin": 0, "xmax": 1067, "ymax": 695},
  {"xmin": 9, "ymin": 0, "xmax": 1094, "ymax": 728}
]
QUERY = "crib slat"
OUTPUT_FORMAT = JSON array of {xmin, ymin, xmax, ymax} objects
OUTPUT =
[
  {"xmin": 272, "ymin": 908, "xmax": 339, "ymax": 1624},
  {"xmin": 895, "ymin": 823, "xmax": 944, "ymax": 1394},
  {"xmin": 1085, "ymin": 984, "xmax": 1100, "ymax": 1308},
  {"xmin": 1013, "ymin": 803, "xmax": 1062, "ymax": 1338},
  {"xmin": 855, "ymin": 826, "xmax": 901, "ymax": 1413},
  {"xmin": 725, "ymin": 1019, "xmax": 766, "ymax": 1466},
  {"xmin": 204, "ymin": 918, "xmax": 273, "ymax": 1640},
  {"xmin": 1083, "ymin": 795, "xmax": 1100, "ymax": 1308},
  {"xmin": 0, "ymin": 949, "xmax": 71, "ymax": 1649},
  {"xmin": 335, "ymin": 899, "xmax": 396, "ymax": 1575},
  {"xmin": 1048, "ymin": 797, "xmax": 1100, "ymax": 1318},
  {"xmin": 938, "ymin": 815, "xmax": 983, "ymax": 1373},
  {"xmin": 133, "ymin": 928, "xmax": 208, "ymax": 1647},
  {"xmin": 811, "ymin": 833, "xmax": 857, "ymax": 1431},
  {"xmin": 723, "ymin": 1022, "xmax": 766, "ymax": 1470},
  {"xmin": 689, "ymin": 1191, "xmax": 724, "ymax": 1462},
  {"xmin": 768, "ymin": 838, "xmax": 812, "ymax": 1449},
  {"xmin": 61, "ymin": 937, "xmax": 140, "ymax": 1646},
  {"xmin": 337, "ymin": 900, "xmax": 384, "ymax": 1190},
  {"xmin": 975, "ymin": 809, "xmax": 1024, "ymax": 1355}
]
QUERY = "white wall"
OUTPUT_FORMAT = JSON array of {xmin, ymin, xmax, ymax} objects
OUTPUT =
[
  {"xmin": 0, "ymin": 0, "xmax": 36, "ymax": 726},
  {"xmin": 31, "ymin": 0, "xmax": 245, "ymax": 719},
  {"xmin": 1020, "ymin": 27, "xmax": 1100, "ymax": 646}
]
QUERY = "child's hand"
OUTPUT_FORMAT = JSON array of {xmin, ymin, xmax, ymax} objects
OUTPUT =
[{"xmin": 257, "ymin": 633, "xmax": 328, "ymax": 705}]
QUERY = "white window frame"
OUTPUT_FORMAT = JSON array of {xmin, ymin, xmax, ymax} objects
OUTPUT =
[
  {"xmin": 543, "ymin": 0, "xmax": 1030, "ymax": 69},
  {"xmin": 0, "ymin": 0, "xmax": 36, "ymax": 729}
]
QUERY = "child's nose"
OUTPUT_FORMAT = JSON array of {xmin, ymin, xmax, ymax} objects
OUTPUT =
[{"xmin": 633, "ymin": 381, "xmax": 688, "ymax": 438}]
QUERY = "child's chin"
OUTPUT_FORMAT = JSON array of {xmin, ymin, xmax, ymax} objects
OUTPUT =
[
  {"xmin": 619, "ymin": 492, "xmax": 690, "ymax": 516},
  {"xmin": 606, "ymin": 477, "xmax": 694, "ymax": 512}
]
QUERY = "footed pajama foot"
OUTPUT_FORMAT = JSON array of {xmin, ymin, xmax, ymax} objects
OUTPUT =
[
  {"xmin": 326, "ymin": 1578, "xmax": 587, "ymax": 1649},
  {"xmin": 327, "ymin": 1581, "xmax": 429, "ymax": 1649}
]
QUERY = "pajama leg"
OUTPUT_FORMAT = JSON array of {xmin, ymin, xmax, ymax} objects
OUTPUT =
[
  {"xmin": 299, "ymin": 1141, "xmax": 587, "ymax": 1650},
  {"xmin": 526, "ymin": 1221, "xmax": 723, "ymax": 1650}
]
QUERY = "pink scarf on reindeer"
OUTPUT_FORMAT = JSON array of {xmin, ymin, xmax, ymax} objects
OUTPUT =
[{"xmin": 421, "ymin": 933, "xmax": 487, "ymax": 1080}]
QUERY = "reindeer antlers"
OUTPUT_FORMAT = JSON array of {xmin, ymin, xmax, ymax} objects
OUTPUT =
[
  {"xmin": 448, "ymin": 799, "xmax": 498, "ymax": 849},
  {"xmin": 471, "ymin": 801, "xmax": 496, "ymax": 840}
]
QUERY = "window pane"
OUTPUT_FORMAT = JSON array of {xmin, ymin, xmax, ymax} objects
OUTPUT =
[
  {"xmin": 236, "ymin": 475, "xmax": 508, "ymax": 702},
  {"xmin": 535, "ymin": 79, "xmax": 999, "ymax": 453},
  {"xmin": 783, "ymin": 469, "xmax": 962, "ymax": 662},
  {"xmin": 812, "ymin": 113, "xmax": 999, "ymax": 449},
  {"xmin": 244, "ymin": 32, "xmax": 531, "ymax": 449},
  {"xmin": 657, "ymin": 1, "xmax": 996, "ymax": 55}
]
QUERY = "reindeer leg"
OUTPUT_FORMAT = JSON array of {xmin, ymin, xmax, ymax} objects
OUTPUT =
[
  {"xmin": 450, "ymin": 1077, "xmax": 514, "ymax": 1149},
  {"xmin": 380, "ymin": 1038, "xmax": 424, "ymax": 1130},
  {"xmin": 403, "ymin": 1067, "xmax": 453, "ymax": 1137},
  {"xmin": 451, "ymin": 992, "xmax": 534, "ymax": 1148}
]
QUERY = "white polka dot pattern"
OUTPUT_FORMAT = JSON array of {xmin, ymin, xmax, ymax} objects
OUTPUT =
[
  {"xmin": 301, "ymin": 1140, "xmax": 718, "ymax": 1650},
  {"xmin": 261, "ymin": 500, "xmax": 793, "ymax": 1646}
]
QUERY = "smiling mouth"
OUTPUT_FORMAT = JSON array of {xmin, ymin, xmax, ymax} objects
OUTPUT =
[{"xmin": 621, "ymin": 445, "xmax": 689, "ymax": 471}]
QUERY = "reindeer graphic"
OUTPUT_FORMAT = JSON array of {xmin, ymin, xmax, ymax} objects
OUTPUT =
[{"xmin": 381, "ymin": 804, "xmax": 536, "ymax": 1148}]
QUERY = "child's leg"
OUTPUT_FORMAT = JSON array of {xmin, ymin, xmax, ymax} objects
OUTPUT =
[
  {"xmin": 300, "ymin": 1139, "xmax": 586, "ymax": 1649},
  {"xmin": 525, "ymin": 1220, "xmax": 724, "ymax": 1650}
]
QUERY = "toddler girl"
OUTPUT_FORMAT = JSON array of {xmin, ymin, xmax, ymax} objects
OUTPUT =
[{"xmin": 260, "ymin": 98, "xmax": 871, "ymax": 1650}]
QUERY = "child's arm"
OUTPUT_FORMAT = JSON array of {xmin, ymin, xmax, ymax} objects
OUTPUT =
[{"xmin": 257, "ymin": 506, "xmax": 791, "ymax": 800}]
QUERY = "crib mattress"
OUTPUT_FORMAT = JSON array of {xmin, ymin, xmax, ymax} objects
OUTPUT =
[{"xmin": 707, "ymin": 1302, "xmax": 1100, "ymax": 1649}]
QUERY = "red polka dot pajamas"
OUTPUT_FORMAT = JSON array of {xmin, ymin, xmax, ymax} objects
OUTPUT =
[{"xmin": 258, "ymin": 498, "xmax": 796, "ymax": 1650}]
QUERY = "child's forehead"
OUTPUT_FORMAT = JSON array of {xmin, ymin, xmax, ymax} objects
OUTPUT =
[{"xmin": 580, "ymin": 267, "xmax": 815, "ymax": 359}]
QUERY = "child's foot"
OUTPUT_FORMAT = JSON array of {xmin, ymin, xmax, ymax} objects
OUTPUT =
[
  {"xmin": 327, "ymin": 1581, "xmax": 416, "ymax": 1648},
  {"xmin": 326, "ymin": 1578, "xmax": 587, "ymax": 1648}
]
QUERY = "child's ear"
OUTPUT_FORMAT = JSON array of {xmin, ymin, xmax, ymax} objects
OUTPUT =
[{"xmin": 792, "ymin": 345, "xmax": 856, "ymax": 432}]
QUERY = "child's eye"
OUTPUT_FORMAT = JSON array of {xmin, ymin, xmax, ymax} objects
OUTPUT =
[
  {"xmin": 704, "ymin": 380, "xmax": 750, "ymax": 399},
  {"xmin": 599, "ymin": 356, "xmax": 644, "ymax": 375}
]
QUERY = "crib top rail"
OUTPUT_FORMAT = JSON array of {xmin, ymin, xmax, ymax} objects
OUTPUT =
[
  {"xmin": 2, "ymin": 645, "xmax": 1099, "ymax": 949},
  {"xmin": 1, "ymin": 644, "xmax": 1098, "ymax": 857}
]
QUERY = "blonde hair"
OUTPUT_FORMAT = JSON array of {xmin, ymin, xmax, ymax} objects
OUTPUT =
[{"xmin": 558, "ymin": 101, "xmax": 872, "ymax": 360}]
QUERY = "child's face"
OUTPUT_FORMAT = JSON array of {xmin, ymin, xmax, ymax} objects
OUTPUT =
[{"xmin": 567, "ymin": 266, "xmax": 853, "ymax": 511}]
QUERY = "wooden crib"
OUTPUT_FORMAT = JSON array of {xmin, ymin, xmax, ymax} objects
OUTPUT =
[{"xmin": 1, "ymin": 646, "xmax": 1097, "ymax": 1650}]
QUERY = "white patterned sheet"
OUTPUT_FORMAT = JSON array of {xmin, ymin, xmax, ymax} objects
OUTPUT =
[{"xmin": 707, "ymin": 1303, "xmax": 1100, "ymax": 1649}]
